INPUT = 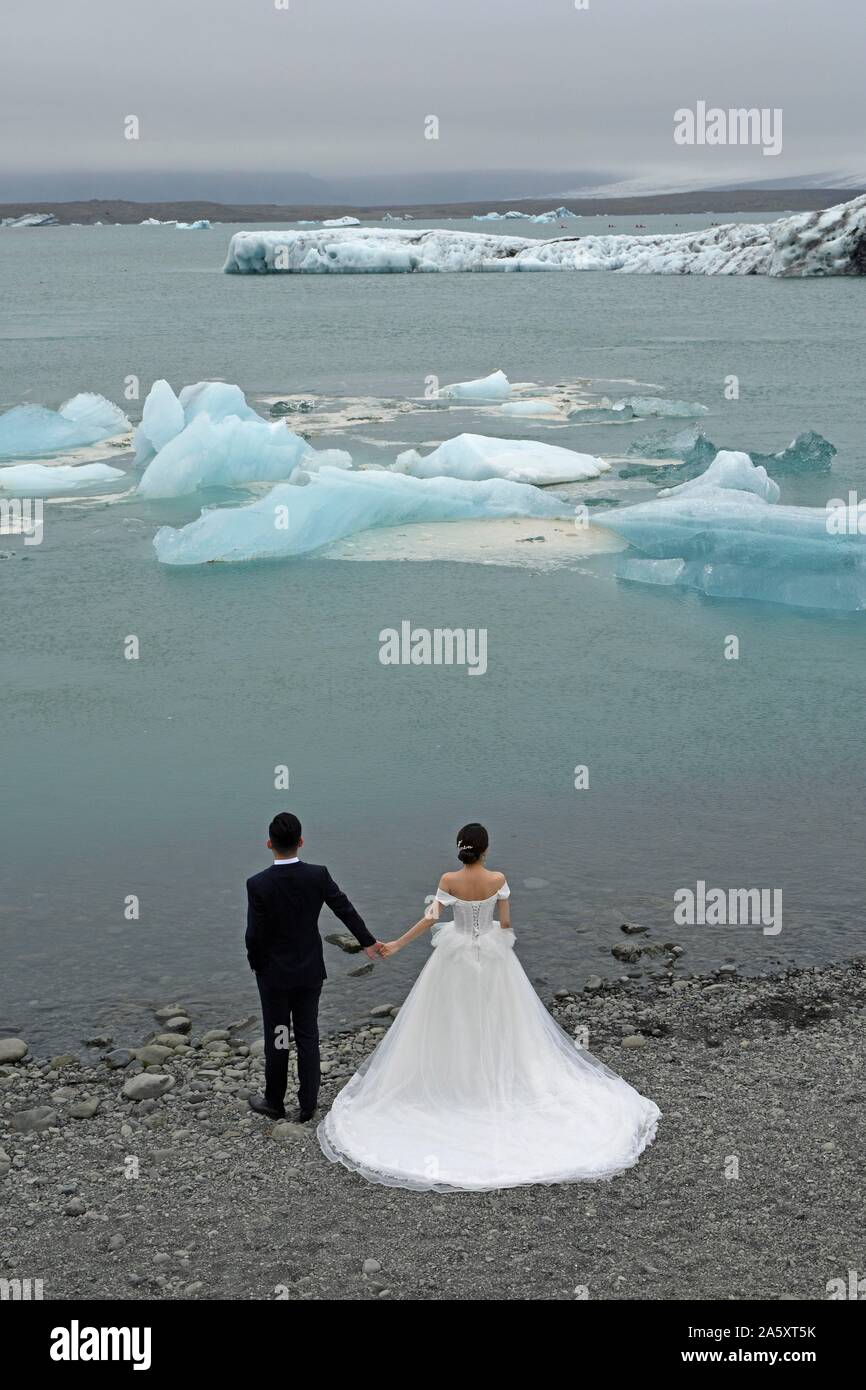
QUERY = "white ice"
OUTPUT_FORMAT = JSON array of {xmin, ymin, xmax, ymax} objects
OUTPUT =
[
  {"xmin": 0, "ymin": 393, "xmax": 130, "ymax": 461},
  {"xmin": 0, "ymin": 212, "xmax": 58, "ymax": 227},
  {"xmin": 224, "ymin": 194, "xmax": 866, "ymax": 276},
  {"xmin": 437, "ymin": 370, "xmax": 511, "ymax": 401},
  {"xmin": 153, "ymin": 466, "xmax": 569, "ymax": 565},
  {"xmin": 394, "ymin": 433, "xmax": 608, "ymax": 485},
  {"xmin": 0, "ymin": 462, "xmax": 125, "ymax": 495},
  {"xmin": 322, "ymin": 216, "xmax": 361, "ymax": 227}
]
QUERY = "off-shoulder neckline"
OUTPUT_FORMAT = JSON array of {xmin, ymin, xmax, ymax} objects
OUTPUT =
[{"xmin": 437, "ymin": 882, "xmax": 509, "ymax": 904}]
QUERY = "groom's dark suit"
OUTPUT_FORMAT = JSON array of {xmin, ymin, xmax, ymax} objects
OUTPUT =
[{"xmin": 245, "ymin": 860, "xmax": 374, "ymax": 1115}]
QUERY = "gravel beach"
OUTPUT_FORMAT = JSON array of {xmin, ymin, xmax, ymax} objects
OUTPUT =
[{"xmin": 2, "ymin": 952, "xmax": 864, "ymax": 1302}]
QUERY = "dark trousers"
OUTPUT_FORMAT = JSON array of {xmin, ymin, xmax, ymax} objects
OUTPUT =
[{"xmin": 256, "ymin": 979, "xmax": 323, "ymax": 1114}]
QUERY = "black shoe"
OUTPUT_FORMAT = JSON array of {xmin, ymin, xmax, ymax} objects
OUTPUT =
[
  {"xmin": 294, "ymin": 1107, "xmax": 316, "ymax": 1124},
  {"xmin": 248, "ymin": 1094, "xmax": 286, "ymax": 1120}
]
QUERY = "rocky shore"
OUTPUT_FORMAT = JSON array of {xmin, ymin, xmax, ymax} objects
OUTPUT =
[{"xmin": 2, "ymin": 952, "xmax": 864, "ymax": 1302}]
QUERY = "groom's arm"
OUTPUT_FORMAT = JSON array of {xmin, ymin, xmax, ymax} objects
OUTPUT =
[
  {"xmin": 245, "ymin": 878, "xmax": 269, "ymax": 972},
  {"xmin": 321, "ymin": 867, "xmax": 377, "ymax": 950}
]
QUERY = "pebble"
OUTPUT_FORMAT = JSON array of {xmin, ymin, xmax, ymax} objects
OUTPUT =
[
  {"xmin": 64, "ymin": 1198, "xmax": 87, "ymax": 1216},
  {"xmin": 163, "ymin": 1017, "xmax": 191, "ymax": 1034},
  {"xmin": 622, "ymin": 1035, "xmax": 647, "ymax": 1049},
  {"xmin": 362, "ymin": 1258, "xmax": 382, "ymax": 1274}
]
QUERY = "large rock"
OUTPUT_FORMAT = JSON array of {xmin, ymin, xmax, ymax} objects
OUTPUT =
[
  {"xmin": 163, "ymin": 1016, "xmax": 191, "ymax": 1034},
  {"xmin": 122, "ymin": 1072, "xmax": 175, "ymax": 1102},
  {"xmin": 70, "ymin": 1098, "xmax": 101, "ymax": 1119},
  {"xmin": 0, "ymin": 1038, "xmax": 29, "ymax": 1063},
  {"xmin": 154, "ymin": 1004, "xmax": 186, "ymax": 1021},
  {"xmin": 325, "ymin": 933, "xmax": 363, "ymax": 954},
  {"xmin": 200, "ymin": 1029, "xmax": 230, "ymax": 1045},
  {"xmin": 136, "ymin": 1044, "xmax": 173, "ymax": 1065},
  {"xmin": 152, "ymin": 1033, "xmax": 188, "ymax": 1049},
  {"xmin": 105, "ymin": 1049, "xmax": 133, "ymax": 1068},
  {"xmin": 11, "ymin": 1105, "xmax": 57, "ymax": 1134}
]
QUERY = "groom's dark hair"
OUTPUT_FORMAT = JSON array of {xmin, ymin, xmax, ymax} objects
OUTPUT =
[{"xmin": 269, "ymin": 811, "xmax": 302, "ymax": 853}]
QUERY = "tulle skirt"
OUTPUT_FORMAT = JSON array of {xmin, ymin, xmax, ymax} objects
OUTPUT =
[{"xmin": 318, "ymin": 922, "xmax": 660, "ymax": 1192}]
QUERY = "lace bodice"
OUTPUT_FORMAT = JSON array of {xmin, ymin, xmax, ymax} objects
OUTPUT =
[{"xmin": 426, "ymin": 883, "xmax": 510, "ymax": 937}]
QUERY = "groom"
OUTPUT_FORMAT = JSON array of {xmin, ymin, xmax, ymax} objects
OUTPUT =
[{"xmin": 245, "ymin": 812, "xmax": 383, "ymax": 1122}]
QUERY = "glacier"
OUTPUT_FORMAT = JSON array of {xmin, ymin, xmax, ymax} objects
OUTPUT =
[
  {"xmin": 223, "ymin": 194, "xmax": 866, "ymax": 276},
  {"xmin": 437, "ymin": 370, "xmax": 511, "ymax": 401},
  {"xmin": 0, "ymin": 393, "xmax": 130, "ymax": 461},
  {"xmin": 153, "ymin": 467, "xmax": 569, "ymax": 566},
  {"xmin": 394, "ymin": 433, "xmax": 608, "ymax": 485},
  {"xmin": 597, "ymin": 451, "xmax": 866, "ymax": 612},
  {"xmin": 0, "ymin": 462, "xmax": 125, "ymax": 495}
]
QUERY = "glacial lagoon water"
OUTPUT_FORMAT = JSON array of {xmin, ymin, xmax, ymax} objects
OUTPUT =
[{"xmin": 2, "ymin": 217, "xmax": 865, "ymax": 1050}]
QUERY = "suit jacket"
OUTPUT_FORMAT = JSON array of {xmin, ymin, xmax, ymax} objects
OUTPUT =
[{"xmin": 245, "ymin": 860, "xmax": 374, "ymax": 988}]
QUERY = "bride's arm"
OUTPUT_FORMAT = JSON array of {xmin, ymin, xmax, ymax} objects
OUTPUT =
[
  {"xmin": 380, "ymin": 879, "xmax": 446, "ymax": 956},
  {"xmin": 380, "ymin": 913, "xmax": 435, "ymax": 956},
  {"xmin": 498, "ymin": 896, "xmax": 512, "ymax": 929}
]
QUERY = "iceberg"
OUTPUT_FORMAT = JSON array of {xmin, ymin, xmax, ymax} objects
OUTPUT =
[
  {"xmin": 394, "ymin": 433, "xmax": 608, "ymax": 485},
  {"xmin": 137, "ymin": 414, "xmax": 314, "ymax": 498},
  {"xmin": 153, "ymin": 466, "xmax": 569, "ymax": 566},
  {"xmin": 134, "ymin": 378, "xmax": 266, "ymax": 463},
  {"xmin": 472, "ymin": 210, "xmax": 531, "ymax": 221},
  {"xmin": 598, "ymin": 451, "xmax": 866, "ymax": 612},
  {"xmin": 223, "ymin": 194, "xmax": 866, "ymax": 276},
  {"xmin": 133, "ymin": 378, "xmax": 350, "ymax": 498},
  {"xmin": 0, "ymin": 212, "xmax": 58, "ymax": 228},
  {"xmin": 438, "ymin": 370, "xmax": 511, "ymax": 401},
  {"xmin": 175, "ymin": 219, "xmax": 211, "ymax": 229},
  {"xmin": 622, "ymin": 427, "xmax": 836, "ymax": 484},
  {"xmin": 322, "ymin": 216, "xmax": 361, "ymax": 227},
  {"xmin": 0, "ymin": 462, "xmax": 125, "ymax": 495},
  {"xmin": 499, "ymin": 400, "xmax": 561, "ymax": 417},
  {"xmin": 571, "ymin": 397, "xmax": 708, "ymax": 423},
  {"xmin": 0, "ymin": 393, "xmax": 130, "ymax": 461},
  {"xmin": 531, "ymin": 207, "xmax": 579, "ymax": 223}
]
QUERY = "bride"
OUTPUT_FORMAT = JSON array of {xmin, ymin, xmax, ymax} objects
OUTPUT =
[{"xmin": 317, "ymin": 823, "xmax": 660, "ymax": 1191}]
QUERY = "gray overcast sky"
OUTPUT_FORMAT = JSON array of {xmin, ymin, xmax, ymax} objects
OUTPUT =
[{"xmin": 1, "ymin": 0, "xmax": 863, "ymax": 200}]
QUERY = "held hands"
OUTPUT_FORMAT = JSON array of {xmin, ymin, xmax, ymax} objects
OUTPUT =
[
  {"xmin": 377, "ymin": 940, "xmax": 403, "ymax": 958},
  {"xmin": 364, "ymin": 942, "xmax": 390, "ymax": 961}
]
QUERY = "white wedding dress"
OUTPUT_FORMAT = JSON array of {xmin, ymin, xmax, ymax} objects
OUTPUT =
[{"xmin": 317, "ymin": 884, "xmax": 660, "ymax": 1191}]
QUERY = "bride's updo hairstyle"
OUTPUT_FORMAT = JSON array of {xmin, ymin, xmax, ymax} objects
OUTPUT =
[{"xmin": 456, "ymin": 823, "xmax": 489, "ymax": 864}]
